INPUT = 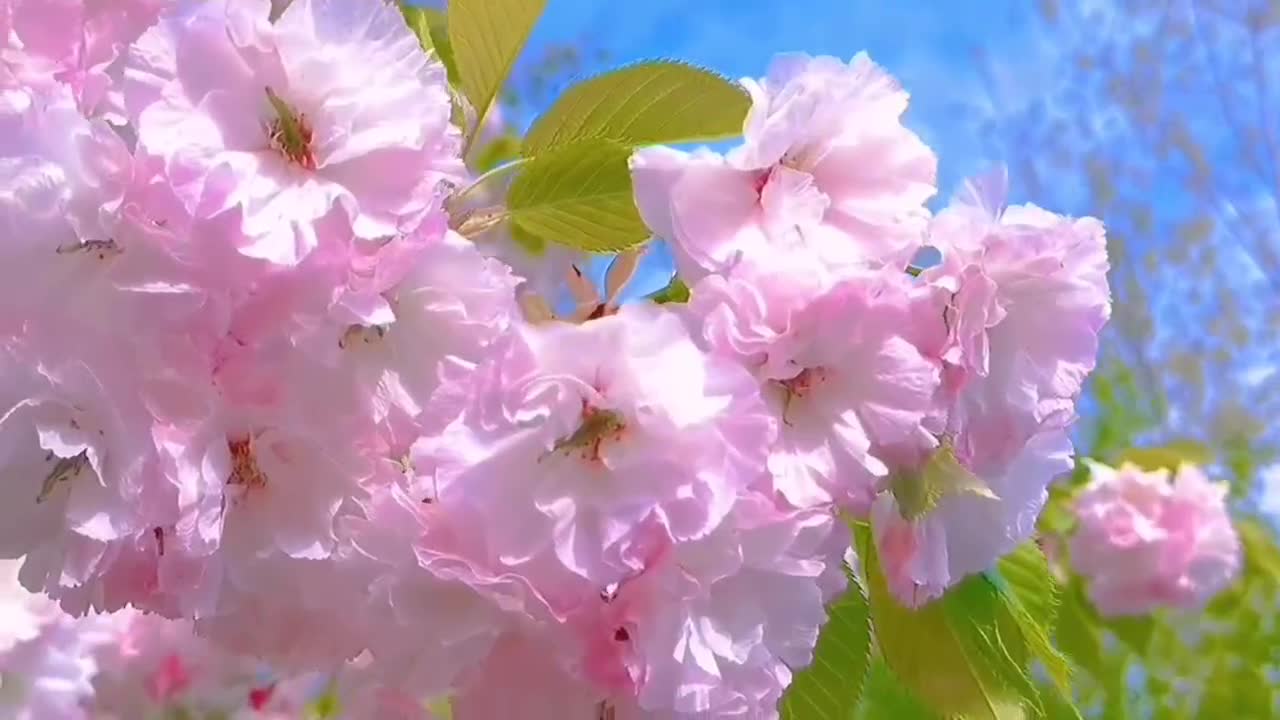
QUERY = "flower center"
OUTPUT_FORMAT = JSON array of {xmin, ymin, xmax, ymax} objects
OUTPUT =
[
  {"xmin": 338, "ymin": 324, "xmax": 389, "ymax": 349},
  {"xmin": 781, "ymin": 367, "xmax": 825, "ymax": 398},
  {"xmin": 265, "ymin": 87, "xmax": 317, "ymax": 170},
  {"xmin": 55, "ymin": 239, "xmax": 122, "ymax": 260},
  {"xmin": 546, "ymin": 402, "xmax": 627, "ymax": 464},
  {"xmin": 37, "ymin": 450, "xmax": 89, "ymax": 503},
  {"xmin": 780, "ymin": 144, "xmax": 819, "ymax": 172},
  {"xmin": 227, "ymin": 436, "xmax": 268, "ymax": 491},
  {"xmin": 775, "ymin": 367, "xmax": 827, "ymax": 426}
]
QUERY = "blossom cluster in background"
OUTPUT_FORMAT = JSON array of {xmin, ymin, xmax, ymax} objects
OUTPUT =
[
  {"xmin": 0, "ymin": 0, "xmax": 1136, "ymax": 717},
  {"xmin": 1070, "ymin": 462, "xmax": 1241, "ymax": 618}
]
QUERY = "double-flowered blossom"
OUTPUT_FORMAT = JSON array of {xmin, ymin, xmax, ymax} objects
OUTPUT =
[
  {"xmin": 688, "ymin": 265, "xmax": 940, "ymax": 514},
  {"xmin": 633, "ymin": 56, "xmax": 1111, "ymax": 611},
  {"xmin": 1070, "ymin": 462, "xmax": 1241, "ymax": 617},
  {"xmin": 124, "ymin": 0, "xmax": 463, "ymax": 265},
  {"xmin": 443, "ymin": 493, "xmax": 849, "ymax": 719},
  {"xmin": 0, "ymin": 0, "xmax": 1120, "ymax": 713},
  {"xmin": 0, "ymin": 559, "xmax": 422, "ymax": 719},
  {"xmin": 1, "ymin": 0, "xmax": 174, "ymax": 115},
  {"xmin": 416, "ymin": 301, "xmax": 775, "ymax": 584},
  {"xmin": 866, "ymin": 170, "xmax": 1112, "ymax": 606},
  {"xmin": 631, "ymin": 52, "xmax": 936, "ymax": 283}
]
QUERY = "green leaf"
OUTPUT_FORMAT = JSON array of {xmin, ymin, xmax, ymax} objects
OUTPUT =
[
  {"xmin": 509, "ymin": 221, "xmax": 547, "ymax": 256},
  {"xmin": 1037, "ymin": 680, "xmax": 1084, "ymax": 720},
  {"xmin": 306, "ymin": 684, "xmax": 342, "ymax": 719},
  {"xmin": 779, "ymin": 565, "xmax": 872, "ymax": 720},
  {"xmin": 890, "ymin": 439, "xmax": 999, "ymax": 521},
  {"xmin": 1238, "ymin": 517, "xmax": 1280, "ymax": 587},
  {"xmin": 857, "ymin": 524, "xmax": 1027, "ymax": 720},
  {"xmin": 991, "ymin": 544, "xmax": 1073, "ymax": 693},
  {"xmin": 448, "ymin": 0, "xmax": 545, "ymax": 135},
  {"xmin": 944, "ymin": 580, "xmax": 1044, "ymax": 716},
  {"xmin": 522, "ymin": 61, "xmax": 750, "ymax": 155},
  {"xmin": 471, "ymin": 134, "xmax": 522, "ymax": 174},
  {"xmin": 855, "ymin": 661, "xmax": 941, "ymax": 720},
  {"xmin": 1103, "ymin": 614, "xmax": 1154, "ymax": 656},
  {"xmin": 1062, "ymin": 577, "xmax": 1153, "ymax": 657},
  {"xmin": 1197, "ymin": 660, "xmax": 1275, "ymax": 720},
  {"xmin": 995, "ymin": 544, "xmax": 1057, "ymax": 627},
  {"xmin": 425, "ymin": 697, "xmax": 453, "ymax": 719},
  {"xmin": 399, "ymin": 5, "xmax": 459, "ymax": 85},
  {"xmin": 506, "ymin": 140, "xmax": 652, "ymax": 252},
  {"xmin": 1054, "ymin": 581, "xmax": 1107, "ymax": 685},
  {"xmin": 647, "ymin": 275, "xmax": 690, "ymax": 304}
]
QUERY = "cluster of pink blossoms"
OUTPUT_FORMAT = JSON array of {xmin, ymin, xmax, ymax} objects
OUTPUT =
[
  {"xmin": 1, "ymin": 0, "xmax": 1112, "ymax": 717},
  {"xmin": 1069, "ymin": 462, "xmax": 1241, "ymax": 617},
  {"xmin": 0, "ymin": 559, "xmax": 409, "ymax": 719}
]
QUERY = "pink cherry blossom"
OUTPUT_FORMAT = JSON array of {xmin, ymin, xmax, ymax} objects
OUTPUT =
[
  {"xmin": 342, "ymin": 483, "xmax": 560, "ymax": 699},
  {"xmin": 925, "ymin": 167, "xmax": 1111, "ymax": 415},
  {"xmin": 1070, "ymin": 462, "xmax": 1241, "ymax": 617},
  {"xmin": 86, "ymin": 611, "xmax": 266, "ymax": 718},
  {"xmin": 869, "ymin": 426, "xmax": 1075, "ymax": 608},
  {"xmin": 689, "ymin": 267, "xmax": 940, "ymax": 513},
  {"xmin": 0, "ymin": 586, "xmax": 117, "ymax": 720},
  {"xmin": 0, "ymin": 573, "xmax": 390, "ymax": 720},
  {"xmin": 450, "ymin": 494, "xmax": 849, "ymax": 719},
  {"xmin": 0, "ymin": 15, "xmax": 1126, "ymax": 712},
  {"xmin": 0, "ymin": 559, "xmax": 58, "ymax": 653},
  {"xmin": 867, "ymin": 170, "xmax": 1111, "ymax": 607},
  {"xmin": 0, "ymin": 84, "xmax": 135, "ymax": 332},
  {"xmin": 0, "ymin": 332, "xmax": 185, "ymax": 605},
  {"xmin": 631, "ymin": 52, "xmax": 936, "ymax": 283},
  {"xmin": 416, "ymin": 303, "xmax": 774, "ymax": 586},
  {"xmin": 124, "ymin": 0, "xmax": 463, "ymax": 265},
  {"xmin": 1, "ymin": 0, "xmax": 172, "ymax": 116},
  {"xmin": 332, "ymin": 226, "xmax": 522, "ymax": 420}
]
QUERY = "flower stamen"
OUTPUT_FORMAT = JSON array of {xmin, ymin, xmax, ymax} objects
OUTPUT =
[
  {"xmin": 776, "ymin": 367, "xmax": 826, "ymax": 425},
  {"xmin": 545, "ymin": 402, "xmax": 627, "ymax": 464},
  {"xmin": 227, "ymin": 436, "xmax": 268, "ymax": 491},
  {"xmin": 37, "ymin": 451, "xmax": 89, "ymax": 503},
  {"xmin": 55, "ymin": 239, "xmax": 123, "ymax": 260},
  {"xmin": 265, "ymin": 87, "xmax": 317, "ymax": 170}
]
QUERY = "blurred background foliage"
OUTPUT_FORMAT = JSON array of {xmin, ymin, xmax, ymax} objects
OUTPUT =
[{"xmin": 999, "ymin": 5, "xmax": 1280, "ymax": 715}]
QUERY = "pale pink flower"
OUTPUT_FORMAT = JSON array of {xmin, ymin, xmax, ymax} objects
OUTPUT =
[
  {"xmin": 0, "ymin": 85, "xmax": 135, "ymax": 331},
  {"xmin": 124, "ymin": 0, "xmax": 463, "ymax": 265},
  {"xmin": 2, "ymin": 0, "xmax": 172, "ymax": 116},
  {"xmin": 163, "ymin": 384, "xmax": 374, "ymax": 568},
  {"xmin": 331, "ymin": 227, "xmax": 522, "ymax": 420},
  {"xmin": 689, "ymin": 268, "xmax": 940, "ymax": 512},
  {"xmin": 0, "ymin": 335, "xmax": 184, "ymax": 603},
  {"xmin": 451, "ymin": 632, "xmax": 635, "ymax": 720},
  {"xmin": 927, "ymin": 167, "xmax": 1111, "ymax": 416},
  {"xmin": 0, "ymin": 559, "xmax": 58, "ymax": 654},
  {"xmin": 631, "ymin": 52, "xmax": 936, "ymax": 283},
  {"xmin": 450, "ymin": 494, "xmax": 848, "ymax": 719},
  {"xmin": 1070, "ymin": 462, "xmax": 1241, "ymax": 617},
  {"xmin": 0, "ymin": 610, "xmax": 118, "ymax": 720},
  {"xmin": 187, "ymin": 553, "xmax": 374, "ymax": 671},
  {"xmin": 86, "ymin": 610, "xmax": 267, "ymax": 719},
  {"xmin": 342, "ymin": 484, "xmax": 561, "ymax": 699},
  {"xmin": 867, "ymin": 170, "xmax": 1111, "ymax": 607},
  {"xmin": 416, "ymin": 303, "xmax": 774, "ymax": 586},
  {"xmin": 869, "ymin": 425, "xmax": 1075, "ymax": 608}
]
